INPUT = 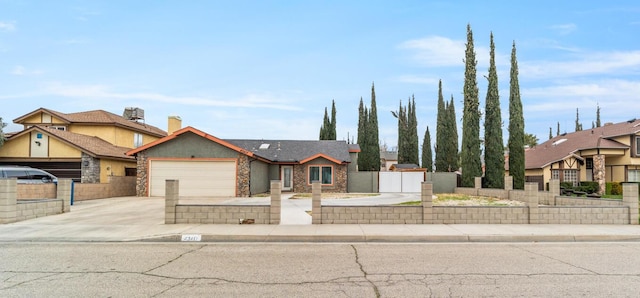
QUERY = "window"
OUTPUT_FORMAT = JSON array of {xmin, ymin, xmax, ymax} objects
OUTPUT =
[
  {"xmin": 309, "ymin": 166, "xmax": 333, "ymax": 185},
  {"xmin": 50, "ymin": 126, "xmax": 66, "ymax": 131},
  {"xmin": 629, "ymin": 170, "xmax": 640, "ymax": 182},
  {"xmin": 636, "ymin": 136, "xmax": 640, "ymax": 156},
  {"xmin": 4, "ymin": 169, "xmax": 29, "ymax": 180},
  {"xmin": 134, "ymin": 133, "xmax": 143, "ymax": 148},
  {"xmin": 551, "ymin": 170, "xmax": 560, "ymax": 180},
  {"xmin": 563, "ymin": 169, "xmax": 578, "ymax": 186}
]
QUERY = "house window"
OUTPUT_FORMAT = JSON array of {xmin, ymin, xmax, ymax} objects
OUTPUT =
[
  {"xmin": 636, "ymin": 136, "xmax": 640, "ymax": 156},
  {"xmin": 629, "ymin": 170, "xmax": 640, "ymax": 182},
  {"xmin": 134, "ymin": 133, "xmax": 143, "ymax": 148},
  {"xmin": 309, "ymin": 166, "xmax": 333, "ymax": 185},
  {"xmin": 563, "ymin": 169, "xmax": 578, "ymax": 186},
  {"xmin": 551, "ymin": 170, "xmax": 560, "ymax": 180},
  {"xmin": 50, "ymin": 126, "xmax": 66, "ymax": 131}
]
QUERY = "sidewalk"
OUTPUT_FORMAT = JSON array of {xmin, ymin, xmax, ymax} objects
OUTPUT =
[{"xmin": 1, "ymin": 196, "xmax": 639, "ymax": 243}]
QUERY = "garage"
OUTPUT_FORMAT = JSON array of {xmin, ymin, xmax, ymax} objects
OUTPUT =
[{"xmin": 149, "ymin": 160, "xmax": 236, "ymax": 197}]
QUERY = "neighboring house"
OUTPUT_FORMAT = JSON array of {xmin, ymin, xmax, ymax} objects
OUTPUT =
[
  {"xmin": 126, "ymin": 126, "xmax": 359, "ymax": 197},
  {"xmin": 523, "ymin": 118, "xmax": 640, "ymax": 191},
  {"xmin": 380, "ymin": 150, "xmax": 398, "ymax": 171},
  {"xmin": 389, "ymin": 163, "xmax": 422, "ymax": 172},
  {"xmin": 0, "ymin": 107, "xmax": 167, "ymax": 182}
]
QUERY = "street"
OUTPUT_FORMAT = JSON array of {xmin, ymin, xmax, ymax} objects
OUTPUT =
[{"xmin": 2, "ymin": 242, "xmax": 640, "ymax": 297}]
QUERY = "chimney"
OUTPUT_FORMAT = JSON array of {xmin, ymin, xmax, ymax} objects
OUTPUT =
[{"xmin": 168, "ymin": 116, "xmax": 182, "ymax": 134}]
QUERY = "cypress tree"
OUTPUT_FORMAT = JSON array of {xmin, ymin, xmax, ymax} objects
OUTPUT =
[
  {"xmin": 484, "ymin": 32, "xmax": 504, "ymax": 189},
  {"xmin": 435, "ymin": 80, "xmax": 447, "ymax": 172},
  {"xmin": 556, "ymin": 122, "xmax": 560, "ymax": 136},
  {"xmin": 357, "ymin": 98, "xmax": 368, "ymax": 170},
  {"xmin": 319, "ymin": 107, "xmax": 330, "ymax": 140},
  {"xmin": 369, "ymin": 83, "xmax": 381, "ymax": 171},
  {"xmin": 575, "ymin": 108, "xmax": 582, "ymax": 131},
  {"xmin": 596, "ymin": 104, "xmax": 601, "ymax": 127},
  {"xmin": 329, "ymin": 100, "xmax": 337, "ymax": 140},
  {"xmin": 422, "ymin": 126, "xmax": 433, "ymax": 171},
  {"xmin": 549, "ymin": 127, "xmax": 553, "ymax": 140},
  {"xmin": 460, "ymin": 24, "xmax": 482, "ymax": 187},
  {"xmin": 445, "ymin": 96, "xmax": 459, "ymax": 172},
  {"xmin": 393, "ymin": 100, "xmax": 408, "ymax": 164},
  {"xmin": 508, "ymin": 41, "xmax": 525, "ymax": 189},
  {"xmin": 408, "ymin": 95, "xmax": 419, "ymax": 165}
]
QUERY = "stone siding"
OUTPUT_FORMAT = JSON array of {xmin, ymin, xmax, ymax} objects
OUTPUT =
[
  {"xmin": 292, "ymin": 164, "xmax": 348, "ymax": 193},
  {"xmin": 135, "ymin": 151, "xmax": 148, "ymax": 196},
  {"xmin": 237, "ymin": 154, "xmax": 250, "ymax": 197},
  {"xmin": 81, "ymin": 152, "xmax": 101, "ymax": 183}
]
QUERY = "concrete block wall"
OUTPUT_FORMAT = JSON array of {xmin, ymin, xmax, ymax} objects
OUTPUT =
[
  {"xmin": 432, "ymin": 207, "xmax": 529, "ymax": 224},
  {"xmin": 555, "ymin": 197, "xmax": 623, "ymax": 206},
  {"xmin": 165, "ymin": 179, "xmax": 277, "ymax": 225},
  {"xmin": 1, "ymin": 178, "xmax": 70, "ymax": 224},
  {"xmin": 175, "ymin": 205, "xmax": 271, "ymax": 224},
  {"xmin": 454, "ymin": 187, "xmax": 478, "ymax": 196},
  {"xmin": 15, "ymin": 199, "xmax": 63, "ymax": 222},
  {"xmin": 623, "ymin": 183, "xmax": 639, "ymax": 225},
  {"xmin": 320, "ymin": 206, "xmax": 423, "ymax": 224},
  {"xmin": 17, "ymin": 184, "xmax": 56, "ymax": 200},
  {"xmin": 539, "ymin": 207, "xmax": 629, "ymax": 224},
  {"xmin": 74, "ymin": 176, "xmax": 136, "ymax": 201}
]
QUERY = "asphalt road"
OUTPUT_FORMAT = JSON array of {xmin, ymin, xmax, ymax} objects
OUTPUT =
[{"xmin": 2, "ymin": 242, "xmax": 640, "ymax": 297}]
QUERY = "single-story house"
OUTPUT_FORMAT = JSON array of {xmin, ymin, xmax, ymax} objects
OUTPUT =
[{"xmin": 126, "ymin": 126, "xmax": 360, "ymax": 197}]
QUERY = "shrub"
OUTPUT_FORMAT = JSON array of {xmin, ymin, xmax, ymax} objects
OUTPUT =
[
  {"xmin": 578, "ymin": 181, "xmax": 599, "ymax": 194},
  {"xmin": 607, "ymin": 182, "xmax": 622, "ymax": 195}
]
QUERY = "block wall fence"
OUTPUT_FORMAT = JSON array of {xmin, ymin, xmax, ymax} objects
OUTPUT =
[
  {"xmin": 0, "ymin": 178, "xmax": 72, "ymax": 224},
  {"xmin": 165, "ymin": 180, "xmax": 280, "ymax": 224},
  {"xmin": 162, "ymin": 177, "xmax": 639, "ymax": 225}
]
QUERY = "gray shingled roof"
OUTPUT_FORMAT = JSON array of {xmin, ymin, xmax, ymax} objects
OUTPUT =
[{"xmin": 226, "ymin": 139, "xmax": 352, "ymax": 163}]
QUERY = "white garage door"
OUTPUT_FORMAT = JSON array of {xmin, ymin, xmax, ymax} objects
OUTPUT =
[{"xmin": 149, "ymin": 160, "xmax": 236, "ymax": 197}]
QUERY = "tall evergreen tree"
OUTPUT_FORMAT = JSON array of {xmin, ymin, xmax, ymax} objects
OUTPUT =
[
  {"xmin": 507, "ymin": 41, "xmax": 525, "ymax": 190},
  {"xmin": 549, "ymin": 127, "xmax": 553, "ymax": 140},
  {"xmin": 368, "ymin": 83, "xmax": 381, "ymax": 171},
  {"xmin": 556, "ymin": 122, "xmax": 560, "ymax": 136},
  {"xmin": 422, "ymin": 126, "xmax": 433, "ymax": 171},
  {"xmin": 319, "ymin": 107, "xmax": 330, "ymax": 140},
  {"xmin": 460, "ymin": 24, "xmax": 482, "ymax": 187},
  {"xmin": 392, "ymin": 100, "xmax": 409, "ymax": 164},
  {"xmin": 596, "ymin": 104, "xmax": 601, "ymax": 128},
  {"xmin": 357, "ymin": 98, "xmax": 368, "ymax": 170},
  {"xmin": 484, "ymin": 32, "xmax": 504, "ymax": 189},
  {"xmin": 329, "ymin": 100, "xmax": 337, "ymax": 140},
  {"xmin": 445, "ymin": 96, "xmax": 459, "ymax": 172},
  {"xmin": 408, "ymin": 95, "xmax": 419, "ymax": 165},
  {"xmin": 575, "ymin": 108, "xmax": 582, "ymax": 131},
  {"xmin": 434, "ymin": 80, "xmax": 447, "ymax": 172}
]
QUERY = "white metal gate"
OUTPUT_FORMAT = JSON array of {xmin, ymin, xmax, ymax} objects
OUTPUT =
[{"xmin": 379, "ymin": 172, "xmax": 425, "ymax": 193}]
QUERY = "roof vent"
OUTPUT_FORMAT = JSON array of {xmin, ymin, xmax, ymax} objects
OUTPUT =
[
  {"xmin": 123, "ymin": 107, "xmax": 145, "ymax": 121},
  {"xmin": 552, "ymin": 138, "xmax": 567, "ymax": 146},
  {"xmin": 259, "ymin": 143, "xmax": 270, "ymax": 150}
]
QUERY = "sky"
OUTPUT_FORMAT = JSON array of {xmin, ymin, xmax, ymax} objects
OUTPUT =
[{"xmin": 1, "ymin": 0, "xmax": 639, "ymax": 150}]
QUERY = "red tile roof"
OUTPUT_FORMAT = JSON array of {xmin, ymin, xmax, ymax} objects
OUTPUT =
[{"xmin": 525, "ymin": 119, "xmax": 640, "ymax": 169}]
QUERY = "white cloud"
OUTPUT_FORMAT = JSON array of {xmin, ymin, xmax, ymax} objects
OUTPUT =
[
  {"xmin": 43, "ymin": 82, "xmax": 302, "ymax": 111},
  {"xmin": 399, "ymin": 35, "xmax": 506, "ymax": 69},
  {"xmin": 520, "ymin": 50, "xmax": 640, "ymax": 79},
  {"xmin": 10, "ymin": 65, "xmax": 44, "ymax": 76},
  {"xmin": 0, "ymin": 21, "xmax": 16, "ymax": 32},
  {"xmin": 548, "ymin": 23, "xmax": 577, "ymax": 35},
  {"xmin": 395, "ymin": 75, "xmax": 439, "ymax": 85}
]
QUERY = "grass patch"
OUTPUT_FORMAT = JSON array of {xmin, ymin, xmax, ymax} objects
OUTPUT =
[{"xmin": 395, "ymin": 193, "xmax": 524, "ymax": 206}]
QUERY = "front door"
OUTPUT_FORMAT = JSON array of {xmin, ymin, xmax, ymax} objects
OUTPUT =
[{"xmin": 281, "ymin": 166, "xmax": 293, "ymax": 191}]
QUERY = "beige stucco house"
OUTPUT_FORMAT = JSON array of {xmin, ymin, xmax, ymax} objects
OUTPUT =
[
  {"xmin": 0, "ymin": 107, "xmax": 167, "ymax": 183},
  {"xmin": 523, "ymin": 118, "xmax": 640, "ymax": 192}
]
